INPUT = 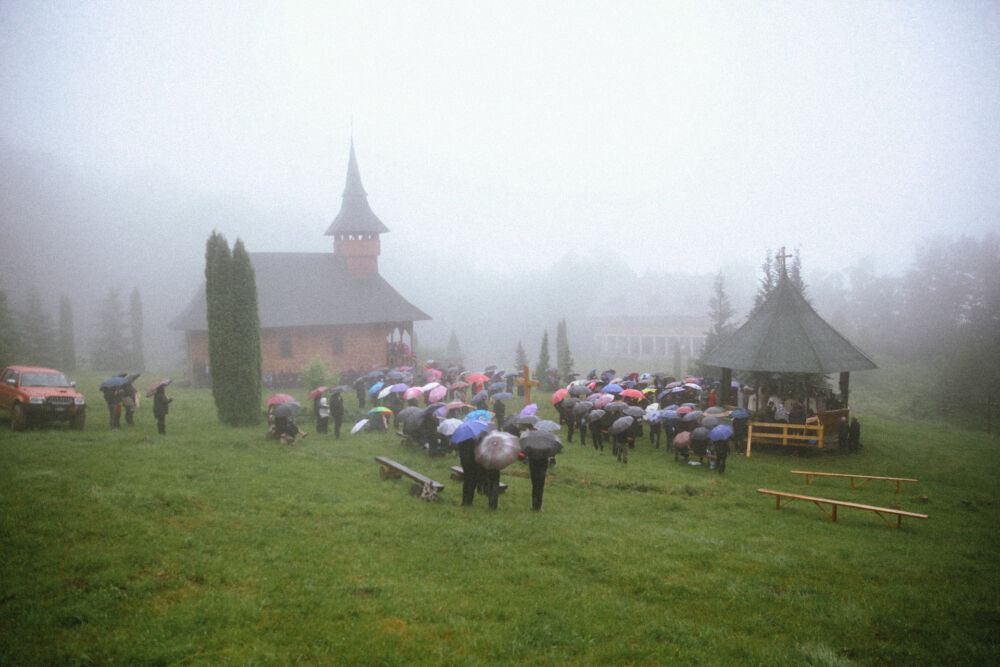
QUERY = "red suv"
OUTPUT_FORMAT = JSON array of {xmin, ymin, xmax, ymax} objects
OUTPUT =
[{"xmin": 0, "ymin": 365, "xmax": 87, "ymax": 431}]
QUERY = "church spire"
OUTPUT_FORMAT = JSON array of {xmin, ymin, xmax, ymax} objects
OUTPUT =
[{"xmin": 325, "ymin": 139, "xmax": 389, "ymax": 275}]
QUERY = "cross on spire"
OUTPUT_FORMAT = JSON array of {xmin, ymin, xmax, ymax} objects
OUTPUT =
[{"xmin": 777, "ymin": 246, "xmax": 793, "ymax": 278}]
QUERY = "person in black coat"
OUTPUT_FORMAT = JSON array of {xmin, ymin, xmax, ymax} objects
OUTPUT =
[
  {"xmin": 837, "ymin": 417, "xmax": 850, "ymax": 451},
  {"xmin": 152, "ymin": 385, "xmax": 172, "ymax": 435},
  {"xmin": 714, "ymin": 436, "xmax": 731, "ymax": 473},
  {"xmin": 455, "ymin": 432, "xmax": 486, "ymax": 507},
  {"xmin": 330, "ymin": 391, "xmax": 345, "ymax": 439},
  {"xmin": 848, "ymin": 417, "xmax": 861, "ymax": 452}
]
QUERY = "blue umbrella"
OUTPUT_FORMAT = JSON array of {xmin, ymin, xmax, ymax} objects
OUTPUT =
[
  {"xmin": 389, "ymin": 383, "xmax": 409, "ymax": 393},
  {"xmin": 662, "ymin": 410, "xmax": 681, "ymax": 421},
  {"xmin": 100, "ymin": 375, "xmax": 129, "ymax": 389},
  {"xmin": 464, "ymin": 409, "xmax": 495, "ymax": 422},
  {"xmin": 603, "ymin": 383, "xmax": 623, "ymax": 394},
  {"xmin": 367, "ymin": 381, "xmax": 385, "ymax": 396},
  {"xmin": 487, "ymin": 382, "xmax": 506, "ymax": 394},
  {"xmin": 471, "ymin": 389, "xmax": 489, "ymax": 404},
  {"xmin": 709, "ymin": 424, "xmax": 734, "ymax": 441},
  {"xmin": 450, "ymin": 419, "xmax": 490, "ymax": 443},
  {"xmin": 730, "ymin": 409, "xmax": 751, "ymax": 419},
  {"xmin": 491, "ymin": 392, "xmax": 514, "ymax": 400}
]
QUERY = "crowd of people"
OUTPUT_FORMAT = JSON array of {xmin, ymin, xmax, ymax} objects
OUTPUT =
[{"xmin": 99, "ymin": 373, "xmax": 173, "ymax": 434}]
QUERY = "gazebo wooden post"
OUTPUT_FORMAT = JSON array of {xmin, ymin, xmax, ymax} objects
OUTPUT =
[{"xmin": 719, "ymin": 367, "xmax": 732, "ymax": 406}]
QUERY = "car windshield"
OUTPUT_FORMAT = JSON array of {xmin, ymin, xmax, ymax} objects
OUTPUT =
[{"xmin": 21, "ymin": 372, "xmax": 70, "ymax": 388}]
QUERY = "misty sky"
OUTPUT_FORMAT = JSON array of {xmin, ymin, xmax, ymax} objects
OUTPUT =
[{"xmin": 1, "ymin": 1, "xmax": 998, "ymax": 366}]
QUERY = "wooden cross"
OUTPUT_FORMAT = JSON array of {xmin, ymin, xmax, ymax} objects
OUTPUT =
[
  {"xmin": 777, "ymin": 246, "xmax": 793, "ymax": 277},
  {"xmin": 515, "ymin": 364, "xmax": 539, "ymax": 406}
]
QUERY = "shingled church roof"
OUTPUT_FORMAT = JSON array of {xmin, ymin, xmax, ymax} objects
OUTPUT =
[
  {"xmin": 170, "ymin": 252, "xmax": 430, "ymax": 332},
  {"xmin": 324, "ymin": 140, "xmax": 389, "ymax": 235},
  {"xmin": 700, "ymin": 276, "xmax": 876, "ymax": 374}
]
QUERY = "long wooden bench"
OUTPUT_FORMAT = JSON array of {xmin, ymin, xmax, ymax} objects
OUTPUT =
[
  {"xmin": 375, "ymin": 456, "xmax": 444, "ymax": 499},
  {"xmin": 757, "ymin": 488, "xmax": 928, "ymax": 529},
  {"xmin": 450, "ymin": 466, "xmax": 508, "ymax": 493},
  {"xmin": 791, "ymin": 470, "xmax": 918, "ymax": 494}
]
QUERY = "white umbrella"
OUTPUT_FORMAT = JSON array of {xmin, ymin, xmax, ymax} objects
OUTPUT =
[
  {"xmin": 350, "ymin": 418, "xmax": 369, "ymax": 435},
  {"xmin": 475, "ymin": 431, "xmax": 522, "ymax": 470},
  {"xmin": 436, "ymin": 418, "xmax": 463, "ymax": 436}
]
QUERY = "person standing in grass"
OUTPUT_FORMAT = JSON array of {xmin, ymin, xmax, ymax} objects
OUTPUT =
[
  {"xmin": 714, "ymin": 436, "xmax": 731, "ymax": 473},
  {"xmin": 152, "ymin": 384, "xmax": 172, "ymax": 435},
  {"xmin": 330, "ymin": 390, "xmax": 344, "ymax": 439}
]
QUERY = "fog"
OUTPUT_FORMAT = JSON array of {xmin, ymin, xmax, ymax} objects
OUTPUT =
[{"xmin": 1, "ymin": 2, "xmax": 997, "ymax": 370}]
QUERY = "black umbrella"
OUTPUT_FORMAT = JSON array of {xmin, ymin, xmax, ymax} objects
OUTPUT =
[
  {"xmin": 610, "ymin": 416, "xmax": 634, "ymax": 435},
  {"xmin": 587, "ymin": 409, "xmax": 606, "ymax": 422},
  {"xmin": 471, "ymin": 390, "xmax": 489, "ymax": 404},
  {"xmin": 516, "ymin": 414, "xmax": 539, "ymax": 426},
  {"xmin": 422, "ymin": 402, "xmax": 445, "ymax": 416},
  {"xmin": 561, "ymin": 397, "xmax": 580, "ymax": 410},
  {"xmin": 396, "ymin": 406, "xmax": 423, "ymax": 427},
  {"xmin": 691, "ymin": 426, "xmax": 709, "ymax": 441},
  {"xmin": 572, "ymin": 401, "xmax": 593, "ymax": 417},
  {"xmin": 488, "ymin": 382, "xmax": 506, "ymax": 394},
  {"xmin": 568, "ymin": 384, "xmax": 590, "ymax": 396},
  {"xmin": 272, "ymin": 401, "xmax": 302, "ymax": 417},
  {"xmin": 520, "ymin": 430, "xmax": 563, "ymax": 458},
  {"xmin": 605, "ymin": 401, "xmax": 627, "ymax": 413},
  {"xmin": 623, "ymin": 406, "xmax": 645, "ymax": 418}
]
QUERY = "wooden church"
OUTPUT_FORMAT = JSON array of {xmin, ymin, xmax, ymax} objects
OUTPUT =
[{"xmin": 171, "ymin": 141, "xmax": 431, "ymax": 386}]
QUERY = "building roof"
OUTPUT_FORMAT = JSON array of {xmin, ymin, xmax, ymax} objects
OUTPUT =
[
  {"xmin": 700, "ymin": 277, "xmax": 877, "ymax": 374},
  {"xmin": 170, "ymin": 252, "xmax": 430, "ymax": 332},
  {"xmin": 324, "ymin": 140, "xmax": 390, "ymax": 235}
]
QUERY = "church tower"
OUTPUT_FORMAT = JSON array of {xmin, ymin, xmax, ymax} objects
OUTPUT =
[{"xmin": 324, "ymin": 139, "xmax": 389, "ymax": 275}]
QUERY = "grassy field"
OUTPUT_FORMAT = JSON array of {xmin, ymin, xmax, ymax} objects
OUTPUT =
[{"xmin": 1, "ymin": 376, "xmax": 998, "ymax": 665}]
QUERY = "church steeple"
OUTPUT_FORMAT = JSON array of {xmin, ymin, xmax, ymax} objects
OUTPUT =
[{"xmin": 325, "ymin": 139, "xmax": 389, "ymax": 274}]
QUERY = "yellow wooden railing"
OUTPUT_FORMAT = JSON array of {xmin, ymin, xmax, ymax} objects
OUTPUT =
[{"xmin": 746, "ymin": 421, "xmax": 824, "ymax": 457}]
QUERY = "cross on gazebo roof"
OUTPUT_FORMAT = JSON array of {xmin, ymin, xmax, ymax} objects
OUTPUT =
[{"xmin": 777, "ymin": 246, "xmax": 793, "ymax": 277}]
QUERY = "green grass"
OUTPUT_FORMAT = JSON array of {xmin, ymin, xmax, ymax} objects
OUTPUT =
[{"xmin": 1, "ymin": 376, "xmax": 998, "ymax": 664}]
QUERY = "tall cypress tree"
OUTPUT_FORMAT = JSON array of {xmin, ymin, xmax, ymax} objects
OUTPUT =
[
  {"xmin": 534, "ymin": 330, "xmax": 550, "ymax": 388},
  {"xmin": 128, "ymin": 288, "xmax": 145, "ymax": 372},
  {"xmin": 229, "ymin": 239, "xmax": 262, "ymax": 426},
  {"xmin": 57, "ymin": 295, "xmax": 76, "ymax": 371},
  {"xmin": 556, "ymin": 318, "xmax": 574, "ymax": 383},
  {"xmin": 515, "ymin": 341, "xmax": 528, "ymax": 370},
  {"xmin": 205, "ymin": 231, "xmax": 235, "ymax": 421}
]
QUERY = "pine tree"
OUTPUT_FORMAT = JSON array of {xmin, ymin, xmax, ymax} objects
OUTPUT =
[
  {"xmin": 445, "ymin": 330, "xmax": 463, "ymax": 366},
  {"xmin": 0, "ymin": 284, "xmax": 19, "ymax": 368},
  {"xmin": 19, "ymin": 290, "xmax": 59, "ymax": 367},
  {"xmin": 228, "ymin": 239, "xmax": 262, "ymax": 425},
  {"xmin": 535, "ymin": 330, "xmax": 550, "ymax": 388},
  {"xmin": 128, "ymin": 288, "xmax": 145, "ymax": 371},
  {"xmin": 556, "ymin": 318, "xmax": 575, "ymax": 383},
  {"xmin": 515, "ymin": 340, "xmax": 528, "ymax": 370},
  {"xmin": 205, "ymin": 231, "xmax": 235, "ymax": 421},
  {"xmin": 92, "ymin": 288, "xmax": 130, "ymax": 370},
  {"xmin": 698, "ymin": 272, "xmax": 734, "ymax": 374},
  {"xmin": 57, "ymin": 295, "xmax": 76, "ymax": 371}
]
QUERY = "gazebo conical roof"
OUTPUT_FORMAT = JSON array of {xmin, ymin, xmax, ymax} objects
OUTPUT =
[
  {"xmin": 701, "ymin": 276, "xmax": 876, "ymax": 374},
  {"xmin": 324, "ymin": 139, "xmax": 390, "ymax": 235}
]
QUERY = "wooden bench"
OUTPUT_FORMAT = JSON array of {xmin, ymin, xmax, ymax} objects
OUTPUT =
[
  {"xmin": 791, "ymin": 470, "xmax": 918, "ymax": 494},
  {"xmin": 757, "ymin": 488, "xmax": 928, "ymax": 529},
  {"xmin": 374, "ymin": 456, "xmax": 444, "ymax": 498},
  {"xmin": 450, "ymin": 466, "xmax": 508, "ymax": 493}
]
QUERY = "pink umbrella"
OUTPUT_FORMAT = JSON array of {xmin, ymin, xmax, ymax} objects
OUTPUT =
[
  {"xmin": 550, "ymin": 388, "xmax": 569, "ymax": 405},
  {"xmin": 308, "ymin": 386, "xmax": 329, "ymax": 399},
  {"xmin": 428, "ymin": 385, "xmax": 448, "ymax": 402},
  {"xmin": 265, "ymin": 393, "xmax": 295, "ymax": 406},
  {"xmin": 403, "ymin": 387, "xmax": 424, "ymax": 400}
]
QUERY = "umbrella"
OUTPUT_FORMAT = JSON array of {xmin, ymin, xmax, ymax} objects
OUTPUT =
[
  {"xmin": 676, "ymin": 405, "xmax": 693, "ymax": 414},
  {"xmin": 730, "ymin": 409, "xmax": 751, "ymax": 419},
  {"xmin": 350, "ymin": 418, "xmax": 369, "ymax": 434},
  {"xmin": 673, "ymin": 431, "xmax": 691, "ymax": 448},
  {"xmin": 145, "ymin": 378, "xmax": 172, "ymax": 397},
  {"xmin": 368, "ymin": 406, "xmax": 393, "ymax": 416},
  {"xmin": 385, "ymin": 370, "xmax": 405, "ymax": 382},
  {"xmin": 588, "ymin": 409, "xmax": 606, "ymax": 422},
  {"xmin": 442, "ymin": 400, "xmax": 471, "ymax": 413},
  {"xmin": 450, "ymin": 419, "xmax": 490, "ymax": 444},
  {"xmin": 602, "ymin": 383, "xmax": 623, "ymax": 394},
  {"xmin": 428, "ymin": 385, "xmax": 448, "ymax": 402},
  {"xmin": 388, "ymin": 382, "xmax": 409, "ymax": 393},
  {"xmin": 265, "ymin": 393, "xmax": 295, "ymax": 406},
  {"xmin": 569, "ymin": 384, "xmax": 591, "ymax": 396},
  {"xmin": 329, "ymin": 385, "xmax": 352, "ymax": 394},
  {"xmin": 623, "ymin": 406, "xmax": 645, "ymax": 418},
  {"xmin": 710, "ymin": 424, "xmax": 735, "ymax": 441},
  {"xmin": 701, "ymin": 416, "xmax": 720, "ymax": 429},
  {"xmin": 592, "ymin": 394, "xmax": 613, "ymax": 409},
  {"xmin": 471, "ymin": 390, "xmax": 489, "ymax": 404},
  {"xmin": 551, "ymin": 388, "xmax": 570, "ymax": 404},
  {"xmin": 534, "ymin": 419, "xmax": 561, "ymax": 432},
  {"xmin": 377, "ymin": 385, "xmax": 394, "ymax": 400},
  {"xmin": 683, "ymin": 410, "xmax": 703, "ymax": 422},
  {"xmin": 367, "ymin": 381, "xmax": 384, "ymax": 396},
  {"xmin": 488, "ymin": 382, "xmax": 506, "ymax": 394},
  {"xmin": 422, "ymin": 402, "xmax": 445, "ymax": 415},
  {"xmin": 691, "ymin": 426, "xmax": 710, "ymax": 440},
  {"xmin": 421, "ymin": 381, "xmax": 442, "ymax": 392},
  {"xmin": 605, "ymin": 401, "xmax": 627, "ymax": 413},
  {"xmin": 684, "ymin": 382, "xmax": 702, "ymax": 391},
  {"xmin": 705, "ymin": 406, "xmax": 728, "ymax": 415},
  {"xmin": 396, "ymin": 405, "xmax": 423, "ymax": 425},
  {"xmin": 573, "ymin": 401, "xmax": 594, "ymax": 417},
  {"xmin": 437, "ymin": 418, "xmax": 463, "ymax": 436},
  {"xmin": 645, "ymin": 402, "xmax": 660, "ymax": 415},
  {"xmin": 662, "ymin": 410, "xmax": 681, "ymax": 421},
  {"xmin": 520, "ymin": 404, "xmax": 538, "ymax": 417},
  {"xmin": 609, "ymin": 416, "xmax": 634, "ymax": 435},
  {"xmin": 620, "ymin": 388, "xmax": 644, "ymax": 400},
  {"xmin": 492, "ymin": 392, "xmax": 514, "ymax": 401},
  {"xmin": 465, "ymin": 373, "xmax": 490, "ymax": 384},
  {"xmin": 475, "ymin": 431, "xmax": 522, "ymax": 470},
  {"xmin": 272, "ymin": 401, "xmax": 302, "ymax": 417},
  {"xmin": 403, "ymin": 387, "xmax": 424, "ymax": 400},
  {"xmin": 519, "ymin": 431, "xmax": 562, "ymax": 458},
  {"xmin": 516, "ymin": 414, "xmax": 539, "ymax": 426},
  {"xmin": 464, "ymin": 409, "xmax": 495, "ymax": 422},
  {"xmin": 100, "ymin": 375, "xmax": 129, "ymax": 389},
  {"xmin": 308, "ymin": 386, "xmax": 329, "ymax": 399},
  {"xmin": 448, "ymin": 381, "xmax": 469, "ymax": 390}
]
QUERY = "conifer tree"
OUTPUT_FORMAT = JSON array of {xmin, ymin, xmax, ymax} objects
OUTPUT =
[
  {"xmin": 515, "ymin": 340, "xmax": 528, "ymax": 370},
  {"xmin": 535, "ymin": 330, "xmax": 550, "ymax": 387},
  {"xmin": 228, "ymin": 239, "xmax": 262, "ymax": 425},
  {"xmin": 92, "ymin": 288, "xmax": 129, "ymax": 369},
  {"xmin": 445, "ymin": 330, "xmax": 463, "ymax": 366},
  {"xmin": 205, "ymin": 231, "xmax": 235, "ymax": 421},
  {"xmin": 19, "ymin": 290, "xmax": 59, "ymax": 367},
  {"xmin": 0, "ymin": 284, "xmax": 19, "ymax": 369},
  {"xmin": 57, "ymin": 295, "xmax": 76, "ymax": 371},
  {"xmin": 556, "ymin": 318, "xmax": 575, "ymax": 383},
  {"xmin": 128, "ymin": 288, "xmax": 145, "ymax": 371},
  {"xmin": 698, "ymin": 272, "xmax": 734, "ymax": 375}
]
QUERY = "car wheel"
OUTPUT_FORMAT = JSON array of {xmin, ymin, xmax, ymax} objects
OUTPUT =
[{"xmin": 11, "ymin": 404, "xmax": 27, "ymax": 431}]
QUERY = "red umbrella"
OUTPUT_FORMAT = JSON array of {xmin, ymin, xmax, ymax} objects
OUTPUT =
[
  {"xmin": 308, "ymin": 386, "xmax": 329, "ymax": 399},
  {"xmin": 265, "ymin": 393, "xmax": 295, "ymax": 406},
  {"xmin": 145, "ymin": 378, "xmax": 172, "ymax": 397},
  {"xmin": 465, "ymin": 373, "xmax": 490, "ymax": 383},
  {"xmin": 550, "ymin": 388, "xmax": 569, "ymax": 405},
  {"xmin": 676, "ymin": 405, "xmax": 693, "ymax": 414},
  {"xmin": 620, "ymin": 388, "xmax": 644, "ymax": 400}
]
